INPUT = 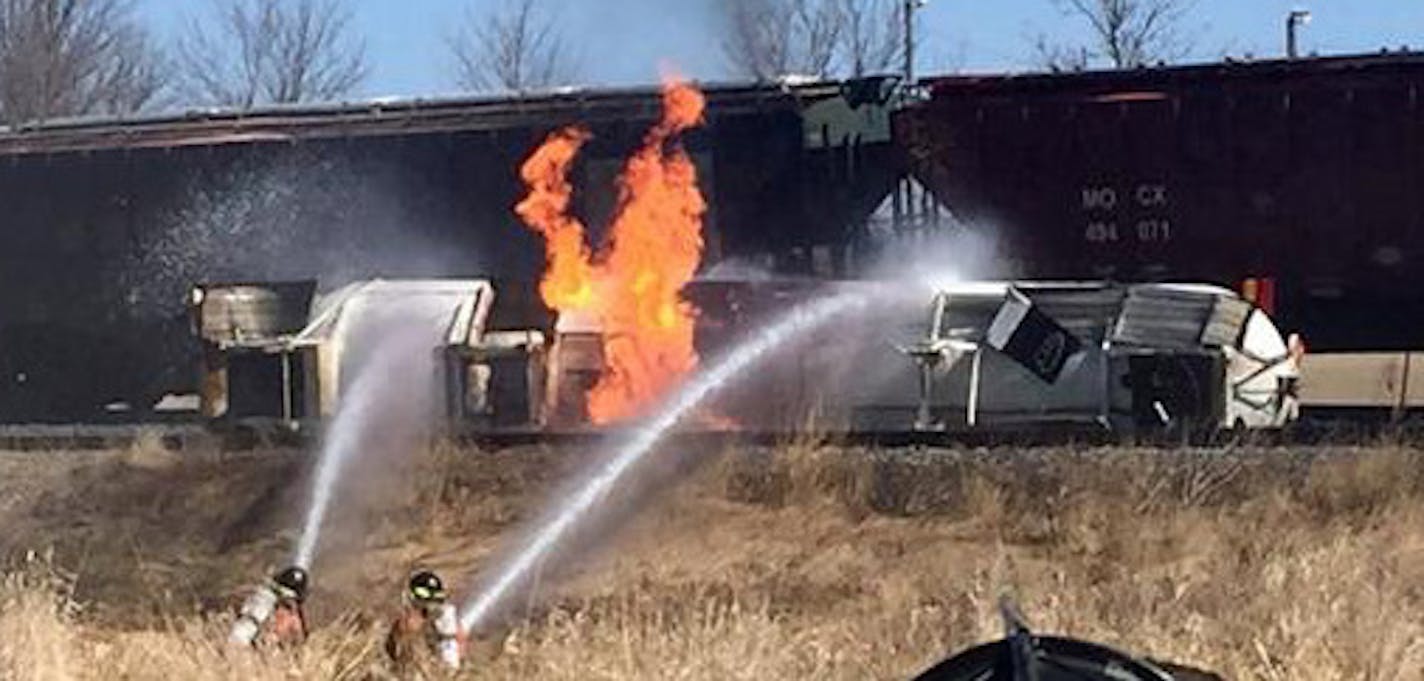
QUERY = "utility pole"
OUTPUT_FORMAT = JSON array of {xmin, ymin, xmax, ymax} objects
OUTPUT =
[
  {"xmin": 903, "ymin": 0, "xmax": 927, "ymax": 86},
  {"xmin": 898, "ymin": 0, "xmax": 931, "ymax": 240},
  {"xmin": 1286, "ymin": 9, "xmax": 1311, "ymax": 59}
]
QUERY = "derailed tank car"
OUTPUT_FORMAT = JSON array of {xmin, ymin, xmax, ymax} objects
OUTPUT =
[
  {"xmin": 670, "ymin": 279, "xmax": 1300, "ymax": 438},
  {"xmin": 900, "ymin": 282, "xmax": 1300, "ymax": 437},
  {"xmin": 192, "ymin": 277, "xmax": 1298, "ymax": 439},
  {"xmin": 191, "ymin": 279, "xmax": 546, "ymax": 433}
]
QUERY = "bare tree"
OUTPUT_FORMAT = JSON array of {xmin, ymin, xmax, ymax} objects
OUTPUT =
[
  {"xmin": 0, "ymin": 0, "xmax": 166, "ymax": 125},
  {"xmin": 1041, "ymin": 0, "xmax": 1191, "ymax": 70},
  {"xmin": 1032, "ymin": 35, "xmax": 1090, "ymax": 73},
  {"xmin": 177, "ymin": 0, "xmax": 367, "ymax": 108},
  {"xmin": 95, "ymin": 25, "xmax": 166, "ymax": 114},
  {"xmin": 722, "ymin": 0, "xmax": 908, "ymax": 81},
  {"xmin": 839, "ymin": 0, "xmax": 904, "ymax": 77},
  {"xmin": 450, "ymin": 0, "xmax": 579, "ymax": 93},
  {"xmin": 722, "ymin": 0, "xmax": 844, "ymax": 81}
]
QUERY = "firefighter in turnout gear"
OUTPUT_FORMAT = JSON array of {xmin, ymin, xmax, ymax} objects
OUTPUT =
[
  {"xmin": 229, "ymin": 566, "xmax": 310, "ymax": 648},
  {"xmin": 385, "ymin": 570, "xmax": 465, "ymax": 673}
]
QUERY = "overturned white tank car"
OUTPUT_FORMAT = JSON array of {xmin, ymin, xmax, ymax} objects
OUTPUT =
[
  {"xmin": 895, "ymin": 281, "xmax": 1301, "ymax": 437},
  {"xmin": 190, "ymin": 278, "xmax": 1299, "ymax": 439}
]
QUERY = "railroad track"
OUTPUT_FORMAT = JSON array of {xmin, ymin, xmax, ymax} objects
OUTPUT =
[{"xmin": 0, "ymin": 410, "xmax": 1418, "ymax": 452}]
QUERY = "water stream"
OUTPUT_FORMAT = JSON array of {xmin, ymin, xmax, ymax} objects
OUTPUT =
[
  {"xmin": 292, "ymin": 292, "xmax": 455, "ymax": 570},
  {"xmin": 459, "ymin": 290, "xmax": 871, "ymax": 633}
]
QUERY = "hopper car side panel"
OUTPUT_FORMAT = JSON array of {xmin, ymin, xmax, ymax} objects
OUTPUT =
[
  {"xmin": 898, "ymin": 54, "xmax": 1424, "ymax": 351},
  {"xmin": 0, "ymin": 138, "xmax": 530, "ymax": 420}
]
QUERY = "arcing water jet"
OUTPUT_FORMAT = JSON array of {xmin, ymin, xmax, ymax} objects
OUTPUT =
[
  {"xmin": 458, "ymin": 290, "xmax": 872, "ymax": 634},
  {"xmin": 291, "ymin": 293, "xmax": 455, "ymax": 570},
  {"xmin": 292, "ymin": 352, "xmax": 385, "ymax": 570}
]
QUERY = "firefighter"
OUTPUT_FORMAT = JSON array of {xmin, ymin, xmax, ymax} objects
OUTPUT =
[
  {"xmin": 229, "ymin": 566, "xmax": 310, "ymax": 649},
  {"xmin": 385, "ymin": 570, "xmax": 465, "ymax": 673}
]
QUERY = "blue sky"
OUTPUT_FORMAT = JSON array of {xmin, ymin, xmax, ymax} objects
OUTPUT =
[{"xmin": 136, "ymin": 1, "xmax": 1424, "ymax": 98}]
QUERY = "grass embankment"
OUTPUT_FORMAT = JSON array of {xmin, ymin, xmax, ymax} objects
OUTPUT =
[{"xmin": 1, "ymin": 439, "xmax": 1421, "ymax": 679}]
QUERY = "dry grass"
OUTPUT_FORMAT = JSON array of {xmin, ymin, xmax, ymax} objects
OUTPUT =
[{"xmin": 2, "ymin": 443, "xmax": 1423, "ymax": 679}]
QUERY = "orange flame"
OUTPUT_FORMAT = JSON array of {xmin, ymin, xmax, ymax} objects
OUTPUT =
[
  {"xmin": 515, "ymin": 126, "xmax": 595, "ymax": 311},
  {"xmin": 587, "ymin": 80, "xmax": 707, "ymax": 423},
  {"xmin": 515, "ymin": 77, "xmax": 708, "ymax": 424}
]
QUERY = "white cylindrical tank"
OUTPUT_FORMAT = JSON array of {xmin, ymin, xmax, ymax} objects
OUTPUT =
[{"xmin": 229, "ymin": 587, "xmax": 277, "ymax": 646}]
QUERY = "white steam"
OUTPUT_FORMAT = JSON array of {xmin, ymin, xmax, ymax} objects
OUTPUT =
[{"xmin": 862, "ymin": 222, "xmax": 1006, "ymax": 291}]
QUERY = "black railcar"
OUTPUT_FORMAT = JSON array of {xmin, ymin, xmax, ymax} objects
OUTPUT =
[{"xmin": 898, "ymin": 52, "xmax": 1424, "ymax": 351}]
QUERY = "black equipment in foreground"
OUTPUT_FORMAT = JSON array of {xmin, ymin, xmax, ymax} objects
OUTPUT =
[{"xmin": 911, "ymin": 599, "xmax": 1223, "ymax": 681}]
